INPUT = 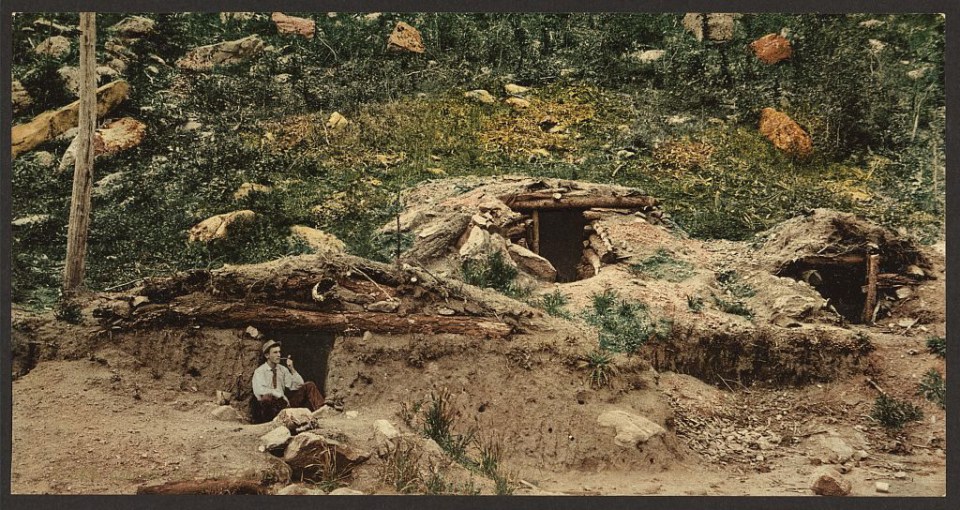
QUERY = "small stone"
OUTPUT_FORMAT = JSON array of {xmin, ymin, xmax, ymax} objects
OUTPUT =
[
  {"xmin": 132, "ymin": 296, "xmax": 150, "ymax": 308},
  {"xmin": 182, "ymin": 121, "xmax": 202, "ymax": 132},
  {"xmin": 345, "ymin": 410, "xmax": 359, "ymax": 419},
  {"xmin": 274, "ymin": 408, "xmax": 314, "ymax": 430},
  {"xmin": 505, "ymin": 97, "xmax": 531, "ymax": 109},
  {"xmin": 271, "ymin": 12, "xmax": 316, "ymax": 39},
  {"xmin": 853, "ymin": 450, "xmax": 869, "ymax": 461},
  {"xmin": 386, "ymin": 21, "xmax": 424, "ymax": 53},
  {"xmin": 246, "ymin": 326, "xmax": 261, "ymax": 339},
  {"xmin": 464, "ymin": 89, "xmax": 495, "ymax": 104},
  {"xmin": 109, "ymin": 16, "xmax": 156, "ymax": 37},
  {"xmin": 367, "ymin": 300, "xmax": 400, "ymax": 313},
  {"xmin": 34, "ymin": 35, "xmax": 71, "ymax": 59},
  {"xmin": 875, "ymin": 482, "xmax": 890, "ymax": 493},
  {"xmin": 504, "ymin": 83, "xmax": 530, "ymax": 95},
  {"xmin": 277, "ymin": 484, "xmax": 324, "ymax": 495},
  {"xmin": 326, "ymin": 111, "xmax": 349, "ymax": 130},
  {"xmin": 234, "ymin": 182, "xmax": 272, "ymax": 200},
  {"xmin": 188, "ymin": 210, "xmax": 256, "ymax": 242},
  {"xmin": 894, "ymin": 471, "xmax": 907, "ymax": 480}
]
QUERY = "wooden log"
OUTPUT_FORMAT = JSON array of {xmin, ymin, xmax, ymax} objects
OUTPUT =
[
  {"xmin": 11, "ymin": 80, "xmax": 130, "ymax": 159},
  {"xmin": 861, "ymin": 253, "xmax": 880, "ymax": 324},
  {"xmin": 504, "ymin": 192, "xmax": 658, "ymax": 211},
  {"xmin": 131, "ymin": 296, "xmax": 514, "ymax": 338},
  {"xmin": 796, "ymin": 253, "xmax": 866, "ymax": 267},
  {"xmin": 136, "ymin": 479, "xmax": 267, "ymax": 495},
  {"xmin": 531, "ymin": 209, "xmax": 540, "ymax": 254}
]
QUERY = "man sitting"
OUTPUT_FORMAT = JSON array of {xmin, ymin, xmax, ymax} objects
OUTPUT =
[{"xmin": 252, "ymin": 339, "xmax": 325, "ymax": 422}]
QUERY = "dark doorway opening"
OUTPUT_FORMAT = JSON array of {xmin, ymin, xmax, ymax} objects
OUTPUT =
[
  {"xmin": 537, "ymin": 209, "xmax": 588, "ymax": 282},
  {"xmin": 271, "ymin": 332, "xmax": 336, "ymax": 394},
  {"xmin": 777, "ymin": 259, "xmax": 867, "ymax": 324}
]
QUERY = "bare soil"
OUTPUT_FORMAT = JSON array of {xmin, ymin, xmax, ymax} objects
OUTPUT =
[{"xmin": 10, "ymin": 202, "xmax": 946, "ymax": 497}]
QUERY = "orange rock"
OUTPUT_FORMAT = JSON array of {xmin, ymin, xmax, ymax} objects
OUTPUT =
[
  {"xmin": 758, "ymin": 107, "xmax": 813, "ymax": 158},
  {"xmin": 386, "ymin": 22, "xmax": 424, "ymax": 53},
  {"xmin": 97, "ymin": 117, "xmax": 147, "ymax": 155},
  {"xmin": 271, "ymin": 12, "xmax": 315, "ymax": 39},
  {"xmin": 751, "ymin": 34, "xmax": 793, "ymax": 64}
]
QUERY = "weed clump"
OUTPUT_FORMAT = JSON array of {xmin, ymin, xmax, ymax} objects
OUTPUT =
[
  {"xmin": 871, "ymin": 394, "xmax": 924, "ymax": 430},
  {"xmin": 534, "ymin": 289, "xmax": 571, "ymax": 318},
  {"xmin": 582, "ymin": 289, "xmax": 671, "ymax": 353},
  {"xmin": 712, "ymin": 295, "xmax": 754, "ymax": 319},
  {"xmin": 461, "ymin": 252, "xmax": 527, "ymax": 298},
  {"xmin": 917, "ymin": 369, "xmax": 946, "ymax": 409},
  {"xmin": 926, "ymin": 336, "xmax": 946, "ymax": 358},
  {"xmin": 583, "ymin": 349, "xmax": 618, "ymax": 389},
  {"xmin": 629, "ymin": 248, "xmax": 696, "ymax": 282}
]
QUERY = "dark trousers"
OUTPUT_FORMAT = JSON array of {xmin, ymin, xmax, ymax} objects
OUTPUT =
[{"xmin": 255, "ymin": 381, "xmax": 325, "ymax": 423}]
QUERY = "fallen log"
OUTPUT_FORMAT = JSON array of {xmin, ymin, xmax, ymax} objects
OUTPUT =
[
  {"xmin": 136, "ymin": 478, "xmax": 267, "ymax": 495},
  {"xmin": 11, "ymin": 80, "xmax": 130, "ymax": 159},
  {"xmin": 130, "ymin": 297, "xmax": 515, "ymax": 338},
  {"xmin": 503, "ymin": 192, "xmax": 658, "ymax": 211}
]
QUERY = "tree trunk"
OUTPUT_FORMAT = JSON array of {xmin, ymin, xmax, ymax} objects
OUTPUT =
[
  {"xmin": 861, "ymin": 253, "xmax": 880, "ymax": 324},
  {"xmin": 63, "ymin": 12, "xmax": 97, "ymax": 292}
]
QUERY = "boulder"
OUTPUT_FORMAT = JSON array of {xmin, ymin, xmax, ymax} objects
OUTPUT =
[
  {"xmin": 386, "ymin": 22, "xmax": 424, "ymax": 53},
  {"xmin": 507, "ymin": 244, "xmax": 558, "ymax": 282},
  {"xmin": 176, "ymin": 35, "xmax": 265, "ymax": 71},
  {"xmin": 504, "ymin": 83, "xmax": 530, "ymax": 95},
  {"xmin": 92, "ymin": 171, "xmax": 124, "ymax": 197},
  {"xmin": 814, "ymin": 436, "xmax": 855, "ymax": 464},
  {"xmin": 271, "ymin": 12, "xmax": 316, "ymax": 39},
  {"xmin": 289, "ymin": 225, "xmax": 346, "ymax": 255},
  {"xmin": 458, "ymin": 225, "xmax": 492, "ymax": 258},
  {"xmin": 283, "ymin": 432, "xmax": 371, "ymax": 477},
  {"xmin": 108, "ymin": 16, "xmax": 156, "ymax": 37},
  {"xmin": 329, "ymin": 488, "xmax": 365, "ymax": 495},
  {"xmin": 220, "ymin": 12, "xmax": 256, "ymax": 23},
  {"xmin": 234, "ymin": 182, "xmax": 272, "ymax": 200},
  {"xmin": 34, "ymin": 35, "xmax": 72, "ymax": 58},
  {"xmin": 188, "ymin": 210, "xmax": 256, "ymax": 242},
  {"xmin": 12, "ymin": 214, "xmax": 52, "ymax": 227},
  {"xmin": 597, "ymin": 410, "xmax": 666, "ymax": 448},
  {"xmin": 325, "ymin": 111, "xmax": 349, "ymax": 130},
  {"xmin": 632, "ymin": 49, "xmax": 666, "ymax": 63},
  {"xmin": 211, "ymin": 405, "xmax": 242, "ymax": 422},
  {"xmin": 274, "ymin": 407, "xmax": 315, "ymax": 431},
  {"xmin": 59, "ymin": 117, "xmax": 147, "ymax": 172},
  {"xmin": 750, "ymin": 34, "xmax": 792, "ymax": 64},
  {"xmin": 258, "ymin": 426, "xmax": 293, "ymax": 453},
  {"xmin": 758, "ymin": 107, "xmax": 813, "ymax": 158},
  {"xmin": 276, "ymin": 483, "xmax": 324, "ymax": 495},
  {"xmin": 875, "ymin": 482, "xmax": 890, "ymax": 493},
  {"xmin": 12, "ymin": 80, "xmax": 32, "ymax": 113},
  {"xmin": 505, "ymin": 97, "xmax": 531, "ymax": 110},
  {"xmin": 811, "ymin": 467, "xmax": 851, "ymax": 496},
  {"xmin": 682, "ymin": 13, "xmax": 736, "ymax": 42},
  {"xmin": 12, "ymin": 80, "xmax": 130, "ymax": 159},
  {"xmin": 464, "ymin": 89, "xmax": 496, "ymax": 104}
]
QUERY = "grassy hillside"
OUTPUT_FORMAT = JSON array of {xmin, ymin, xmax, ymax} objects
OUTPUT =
[{"xmin": 9, "ymin": 12, "xmax": 945, "ymax": 307}]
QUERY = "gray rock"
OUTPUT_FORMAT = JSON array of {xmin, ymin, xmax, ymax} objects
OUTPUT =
[
  {"xmin": 34, "ymin": 35, "xmax": 71, "ymax": 58},
  {"xmin": 329, "ymin": 488, "xmax": 365, "ymax": 495},
  {"xmin": 259, "ymin": 425, "xmax": 292, "ymax": 452},
  {"xmin": 12, "ymin": 80, "xmax": 32, "ymax": 113},
  {"xmin": 109, "ymin": 16, "xmax": 156, "ymax": 36},
  {"xmin": 816, "ymin": 435, "xmax": 855, "ymax": 464},
  {"xmin": 276, "ymin": 483, "xmax": 324, "ymax": 495},
  {"xmin": 274, "ymin": 407, "xmax": 314, "ymax": 430},
  {"xmin": 597, "ymin": 409, "xmax": 666, "ymax": 448}
]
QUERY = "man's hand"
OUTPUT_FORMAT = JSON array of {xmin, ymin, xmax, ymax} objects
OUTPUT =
[{"xmin": 286, "ymin": 356, "xmax": 295, "ymax": 371}]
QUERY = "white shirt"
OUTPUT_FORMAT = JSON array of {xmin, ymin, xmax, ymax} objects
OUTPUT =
[{"xmin": 252, "ymin": 362, "xmax": 304, "ymax": 400}]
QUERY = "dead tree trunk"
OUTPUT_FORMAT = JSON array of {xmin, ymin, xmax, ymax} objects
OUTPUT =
[
  {"xmin": 861, "ymin": 253, "xmax": 880, "ymax": 324},
  {"xmin": 63, "ymin": 12, "xmax": 97, "ymax": 292}
]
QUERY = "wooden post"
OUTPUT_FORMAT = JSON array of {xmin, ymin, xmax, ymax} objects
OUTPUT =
[
  {"xmin": 861, "ymin": 253, "xmax": 880, "ymax": 324},
  {"xmin": 63, "ymin": 12, "xmax": 97, "ymax": 292},
  {"xmin": 531, "ymin": 210, "xmax": 540, "ymax": 254}
]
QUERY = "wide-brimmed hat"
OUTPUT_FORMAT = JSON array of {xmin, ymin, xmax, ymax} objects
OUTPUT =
[{"xmin": 261, "ymin": 339, "xmax": 281, "ymax": 355}]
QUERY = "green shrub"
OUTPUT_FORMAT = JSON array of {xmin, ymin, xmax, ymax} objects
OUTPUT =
[
  {"xmin": 917, "ymin": 369, "xmax": 945, "ymax": 409},
  {"xmin": 582, "ymin": 289, "xmax": 671, "ymax": 353},
  {"xmin": 687, "ymin": 295, "xmax": 705, "ymax": 313},
  {"xmin": 871, "ymin": 394, "xmax": 924, "ymax": 430},
  {"xmin": 534, "ymin": 289, "xmax": 571, "ymax": 318},
  {"xmin": 712, "ymin": 295, "xmax": 754, "ymax": 319},
  {"xmin": 461, "ymin": 252, "xmax": 527, "ymax": 298},
  {"xmin": 716, "ymin": 270, "xmax": 756, "ymax": 298},
  {"xmin": 583, "ymin": 349, "xmax": 618, "ymax": 389},
  {"xmin": 926, "ymin": 336, "xmax": 946, "ymax": 358}
]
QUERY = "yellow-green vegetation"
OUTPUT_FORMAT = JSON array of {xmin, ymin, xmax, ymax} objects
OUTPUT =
[
  {"xmin": 10, "ymin": 13, "xmax": 944, "ymax": 305},
  {"xmin": 629, "ymin": 248, "xmax": 696, "ymax": 282}
]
